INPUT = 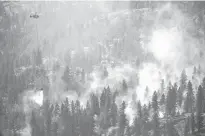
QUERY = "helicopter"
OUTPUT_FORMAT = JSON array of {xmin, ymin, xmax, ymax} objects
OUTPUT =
[{"xmin": 30, "ymin": 12, "xmax": 39, "ymax": 19}]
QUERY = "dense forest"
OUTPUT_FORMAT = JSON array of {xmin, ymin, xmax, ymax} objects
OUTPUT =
[{"xmin": 1, "ymin": 1, "xmax": 205, "ymax": 136}]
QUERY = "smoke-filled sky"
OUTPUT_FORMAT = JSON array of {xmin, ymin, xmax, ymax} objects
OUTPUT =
[{"xmin": 19, "ymin": 1, "xmax": 205, "ymax": 129}]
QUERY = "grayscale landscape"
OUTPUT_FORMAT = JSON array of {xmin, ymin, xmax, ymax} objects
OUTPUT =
[{"xmin": 0, "ymin": 1, "xmax": 205, "ymax": 136}]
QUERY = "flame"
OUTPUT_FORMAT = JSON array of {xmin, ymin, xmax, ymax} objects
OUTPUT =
[{"xmin": 30, "ymin": 90, "xmax": 44, "ymax": 106}]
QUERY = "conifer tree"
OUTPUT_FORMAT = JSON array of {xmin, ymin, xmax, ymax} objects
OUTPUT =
[
  {"xmin": 144, "ymin": 86, "xmax": 149, "ymax": 99},
  {"xmin": 196, "ymin": 85, "xmax": 204, "ymax": 132},
  {"xmin": 148, "ymin": 102, "xmax": 152, "ymax": 111},
  {"xmin": 124, "ymin": 125, "xmax": 131, "ymax": 136},
  {"xmin": 81, "ymin": 68, "xmax": 85, "ymax": 83},
  {"xmin": 184, "ymin": 81, "xmax": 194, "ymax": 113},
  {"xmin": 184, "ymin": 119, "xmax": 189, "ymax": 136},
  {"xmin": 75, "ymin": 100, "xmax": 81, "ymax": 115},
  {"xmin": 160, "ymin": 79, "xmax": 165, "ymax": 93},
  {"xmin": 193, "ymin": 66, "xmax": 197, "ymax": 75},
  {"xmin": 71, "ymin": 100, "xmax": 76, "ymax": 116},
  {"xmin": 53, "ymin": 121, "xmax": 58, "ymax": 136},
  {"xmin": 160, "ymin": 93, "xmax": 165, "ymax": 106},
  {"xmin": 30, "ymin": 111, "xmax": 37, "ymax": 136},
  {"xmin": 103, "ymin": 67, "xmax": 108, "ymax": 78},
  {"xmin": 152, "ymin": 112, "xmax": 160, "ymax": 136},
  {"xmin": 64, "ymin": 98, "xmax": 70, "ymax": 114},
  {"xmin": 100, "ymin": 89, "xmax": 106, "ymax": 111},
  {"xmin": 110, "ymin": 101, "xmax": 118, "ymax": 126},
  {"xmin": 142, "ymin": 104, "xmax": 149, "ymax": 124},
  {"xmin": 132, "ymin": 117, "xmax": 141, "ymax": 136},
  {"xmin": 137, "ymin": 101, "xmax": 142, "ymax": 118},
  {"xmin": 62, "ymin": 65, "xmax": 73, "ymax": 90},
  {"xmin": 166, "ymin": 86, "xmax": 177, "ymax": 116},
  {"xmin": 180, "ymin": 69, "xmax": 187, "ymax": 89},
  {"xmin": 105, "ymin": 86, "xmax": 112, "ymax": 112},
  {"xmin": 35, "ymin": 48, "xmax": 43, "ymax": 67},
  {"xmin": 89, "ymin": 115, "xmax": 96, "ymax": 136},
  {"xmin": 166, "ymin": 121, "xmax": 176, "ymax": 136},
  {"xmin": 178, "ymin": 69, "xmax": 187, "ymax": 108},
  {"xmin": 118, "ymin": 101, "xmax": 127, "ymax": 136},
  {"xmin": 197, "ymin": 65, "xmax": 201, "ymax": 76},
  {"xmin": 45, "ymin": 108, "xmax": 52, "ymax": 136},
  {"xmin": 152, "ymin": 91, "xmax": 158, "ymax": 112},
  {"xmin": 191, "ymin": 112, "xmax": 195, "ymax": 134},
  {"xmin": 86, "ymin": 101, "xmax": 91, "ymax": 115},
  {"xmin": 122, "ymin": 79, "xmax": 128, "ymax": 93},
  {"xmin": 54, "ymin": 103, "xmax": 60, "ymax": 117},
  {"xmin": 202, "ymin": 77, "xmax": 205, "ymax": 89},
  {"xmin": 151, "ymin": 91, "xmax": 160, "ymax": 136}
]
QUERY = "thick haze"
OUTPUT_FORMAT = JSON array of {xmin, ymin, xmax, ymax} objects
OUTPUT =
[{"xmin": 17, "ymin": 1, "xmax": 205, "ymax": 132}]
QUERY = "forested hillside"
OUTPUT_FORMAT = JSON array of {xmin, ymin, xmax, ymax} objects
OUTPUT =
[{"xmin": 1, "ymin": 1, "xmax": 205, "ymax": 136}]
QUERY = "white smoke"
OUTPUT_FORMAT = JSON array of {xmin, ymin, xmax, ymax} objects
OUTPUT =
[{"xmin": 19, "ymin": 2, "xmax": 205, "ymax": 132}]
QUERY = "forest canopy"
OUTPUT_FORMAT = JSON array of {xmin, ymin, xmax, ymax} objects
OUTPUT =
[{"xmin": 0, "ymin": 1, "xmax": 205, "ymax": 136}]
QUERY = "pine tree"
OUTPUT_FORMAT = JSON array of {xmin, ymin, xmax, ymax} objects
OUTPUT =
[
  {"xmin": 100, "ymin": 89, "xmax": 106, "ymax": 111},
  {"xmin": 79, "ymin": 111, "xmax": 90, "ymax": 136},
  {"xmin": 152, "ymin": 91, "xmax": 158, "ymax": 112},
  {"xmin": 152, "ymin": 112, "xmax": 160, "ymax": 136},
  {"xmin": 61, "ymin": 65, "xmax": 73, "ymax": 90},
  {"xmin": 202, "ymin": 77, "xmax": 205, "ymax": 89},
  {"xmin": 132, "ymin": 116, "xmax": 141, "ymax": 136},
  {"xmin": 30, "ymin": 111, "xmax": 36, "ymax": 136},
  {"xmin": 197, "ymin": 65, "xmax": 201, "ymax": 76},
  {"xmin": 184, "ymin": 81, "xmax": 194, "ymax": 113},
  {"xmin": 45, "ymin": 108, "xmax": 52, "ymax": 136},
  {"xmin": 64, "ymin": 98, "xmax": 70, "ymax": 114},
  {"xmin": 202, "ymin": 77, "xmax": 205, "ymax": 112},
  {"xmin": 86, "ymin": 101, "xmax": 91, "ymax": 115},
  {"xmin": 193, "ymin": 66, "xmax": 197, "ymax": 75},
  {"xmin": 124, "ymin": 125, "xmax": 131, "ymax": 136},
  {"xmin": 177, "ymin": 87, "xmax": 183, "ymax": 107},
  {"xmin": 178, "ymin": 70, "xmax": 187, "ymax": 108},
  {"xmin": 196, "ymin": 85, "xmax": 204, "ymax": 132},
  {"xmin": 35, "ymin": 48, "xmax": 43, "ymax": 67},
  {"xmin": 105, "ymin": 86, "xmax": 112, "ymax": 112},
  {"xmin": 30, "ymin": 111, "xmax": 39, "ymax": 136},
  {"xmin": 71, "ymin": 100, "xmax": 77, "ymax": 136},
  {"xmin": 166, "ymin": 86, "xmax": 177, "ymax": 116},
  {"xmin": 118, "ymin": 101, "xmax": 127, "ymax": 136},
  {"xmin": 148, "ymin": 102, "xmax": 152, "ymax": 111},
  {"xmin": 184, "ymin": 119, "xmax": 189, "ymax": 136},
  {"xmin": 75, "ymin": 100, "xmax": 81, "ymax": 136},
  {"xmin": 160, "ymin": 93, "xmax": 165, "ymax": 106},
  {"xmin": 0, "ymin": 98, "xmax": 4, "ymax": 132},
  {"xmin": 191, "ymin": 112, "xmax": 195, "ymax": 134},
  {"xmin": 174, "ymin": 82, "xmax": 178, "ymax": 91},
  {"xmin": 54, "ymin": 103, "xmax": 60, "ymax": 117},
  {"xmin": 81, "ymin": 68, "xmax": 85, "ymax": 83},
  {"xmin": 103, "ymin": 67, "xmax": 108, "ymax": 78},
  {"xmin": 166, "ymin": 121, "xmax": 176, "ymax": 136},
  {"xmin": 89, "ymin": 115, "xmax": 96, "ymax": 136},
  {"xmin": 61, "ymin": 99, "xmax": 72, "ymax": 136},
  {"xmin": 137, "ymin": 101, "xmax": 142, "ymax": 118},
  {"xmin": 122, "ymin": 79, "xmax": 128, "ymax": 93},
  {"xmin": 142, "ymin": 104, "xmax": 149, "ymax": 126},
  {"xmin": 160, "ymin": 79, "xmax": 165, "ymax": 93},
  {"xmin": 110, "ymin": 101, "xmax": 118, "ymax": 126},
  {"xmin": 144, "ymin": 86, "xmax": 149, "ymax": 99},
  {"xmin": 53, "ymin": 121, "xmax": 58, "ymax": 136},
  {"xmin": 180, "ymin": 69, "xmax": 187, "ymax": 88},
  {"xmin": 90, "ymin": 93, "xmax": 96, "ymax": 115},
  {"xmin": 95, "ymin": 95, "xmax": 100, "ymax": 115},
  {"xmin": 11, "ymin": 111, "xmax": 23, "ymax": 136},
  {"xmin": 71, "ymin": 100, "xmax": 76, "ymax": 116}
]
